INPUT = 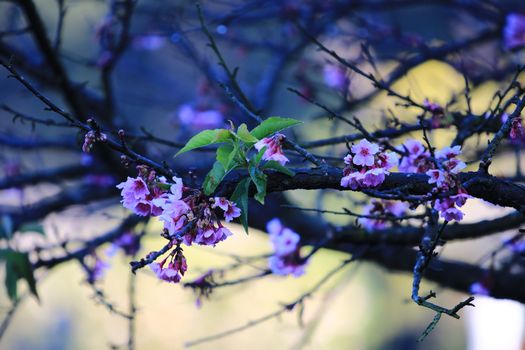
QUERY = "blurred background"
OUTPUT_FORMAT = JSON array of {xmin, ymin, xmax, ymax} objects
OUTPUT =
[{"xmin": 1, "ymin": 0, "xmax": 525, "ymax": 349}]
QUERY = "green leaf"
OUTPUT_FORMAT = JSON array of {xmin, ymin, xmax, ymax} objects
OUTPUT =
[
  {"xmin": 249, "ymin": 166, "xmax": 267, "ymax": 204},
  {"xmin": 250, "ymin": 117, "xmax": 301, "ymax": 139},
  {"xmin": 5, "ymin": 259, "xmax": 17, "ymax": 301},
  {"xmin": 216, "ymin": 143, "xmax": 242, "ymax": 172},
  {"xmin": 0, "ymin": 249, "xmax": 39, "ymax": 302},
  {"xmin": 230, "ymin": 178, "xmax": 250, "ymax": 233},
  {"xmin": 174, "ymin": 129, "xmax": 232, "ymax": 157},
  {"xmin": 252, "ymin": 146, "xmax": 266, "ymax": 165},
  {"xmin": 202, "ymin": 161, "xmax": 226, "ymax": 195},
  {"xmin": 236, "ymin": 123, "xmax": 259, "ymax": 143},
  {"xmin": 216, "ymin": 144, "xmax": 234, "ymax": 168},
  {"xmin": 262, "ymin": 160, "xmax": 295, "ymax": 176}
]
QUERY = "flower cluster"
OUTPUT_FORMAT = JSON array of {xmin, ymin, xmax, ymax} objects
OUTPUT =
[
  {"xmin": 267, "ymin": 219, "xmax": 306, "ymax": 277},
  {"xmin": 116, "ymin": 166, "xmax": 241, "ymax": 283},
  {"xmin": 340, "ymin": 139, "xmax": 398, "ymax": 190},
  {"xmin": 359, "ymin": 200, "xmax": 409, "ymax": 231},
  {"xmin": 503, "ymin": 13, "xmax": 525, "ymax": 51},
  {"xmin": 254, "ymin": 133, "xmax": 289, "ymax": 166},
  {"xmin": 149, "ymin": 247, "xmax": 187, "ymax": 284},
  {"xmin": 398, "ymin": 139, "xmax": 469, "ymax": 221},
  {"xmin": 82, "ymin": 130, "xmax": 107, "ymax": 153}
]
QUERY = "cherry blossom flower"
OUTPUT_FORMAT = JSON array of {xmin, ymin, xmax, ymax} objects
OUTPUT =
[
  {"xmin": 426, "ymin": 169, "xmax": 446, "ymax": 187},
  {"xmin": 176, "ymin": 104, "xmax": 224, "ymax": 130},
  {"xmin": 403, "ymin": 139, "xmax": 426, "ymax": 157},
  {"xmin": 503, "ymin": 13, "xmax": 525, "ymax": 50},
  {"xmin": 362, "ymin": 168, "xmax": 388, "ymax": 187},
  {"xmin": 359, "ymin": 199, "xmax": 408, "ymax": 231},
  {"xmin": 267, "ymin": 218, "xmax": 284, "ymax": 235},
  {"xmin": 212, "ymin": 197, "xmax": 241, "ymax": 222},
  {"xmin": 340, "ymin": 171, "xmax": 365, "ymax": 190},
  {"xmin": 510, "ymin": 117, "xmax": 524, "ymax": 140},
  {"xmin": 268, "ymin": 256, "xmax": 305, "ymax": 277},
  {"xmin": 351, "ymin": 139, "xmax": 379, "ymax": 166},
  {"xmin": 271, "ymin": 228, "xmax": 300, "ymax": 256},
  {"xmin": 117, "ymin": 176, "xmax": 153, "ymax": 216},
  {"xmin": 266, "ymin": 219, "xmax": 307, "ymax": 277},
  {"xmin": 435, "ymin": 146, "xmax": 460, "ymax": 159},
  {"xmin": 323, "ymin": 64, "xmax": 348, "ymax": 91},
  {"xmin": 340, "ymin": 139, "xmax": 397, "ymax": 190},
  {"xmin": 254, "ymin": 133, "xmax": 289, "ymax": 165}
]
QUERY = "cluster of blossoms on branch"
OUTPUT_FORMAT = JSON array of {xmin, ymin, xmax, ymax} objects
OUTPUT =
[
  {"xmin": 267, "ymin": 219, "xmax": 307, "ymax": 277},
  {"xmin": 342, "ymin": 138, "xmax": 470, "ymax": 223},
  {"xmin": 340, "ymin": 139, "xmax": 398, "ymax": 189},
  {"xmin": 116, "ymin": 166, "xmax": 241, "ymax": 283},
  {"xmin": 398, "ymin": 139, "xmax": 469, "ymax": 221},
  {"xmin": 359, "ymin": 199, "xmax": 409, "ymax": 231}
]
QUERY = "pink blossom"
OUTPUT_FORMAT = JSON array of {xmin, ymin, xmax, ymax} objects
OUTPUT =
[
  {"xmin": 503, "ymin": 13, "xmax": 525, "ymax": 50},
  {"xmin": 212, "ymin": 197, "xmax": 229, "ymax": 211},
  {"xmin": 362, "ymin": 168, "xmax": 387, "ymax": 187},
  {"xmin": 212, "ymin": 197, "xmax": 241, "ymax": 222},
  {"xmin": 510, "ymin": 117, "xmax": 524, "ymax": 139},
  {"xmin": 343, "ymin": 154, "xmax": 353, "ymax": 165},
  {"xmin": 403, "ymin": 139, "xmax": 426, "ymax": 157},
  {"xmin": 385, "ymin": 201, "xmax": 409, "ymax": 217},
  {"xmin": 82, "ymin": 130, "xmax": 107, "ymax": 153},
  {"xmin": 268, "ymin": 256, "xmax": 305, "ymax": 277},
  {"xmin": 435, "ymin": 145, "xmax": 462, "ymax": 160},
  {"xmin": 426, "ymin": 169, "xmax": 446, "ymax": 187},
  {"xmin": 441, "ymin": 207, "xmax": 464, "ymax": 221},
  {"xmin": 340, "ymin": 172, "xmax": 364, "ymax": 190},
  {"xmin": 271, "ymin": 228, "xmax": 300, "ymax": 256},
  {"xmin": 451, "ymin": 189, "xmax": 470, "ymax": 207},
  {"xmin": 376, "ymin": 152, "xmax": 399, "ymax": 170},
  {"xmin": 254, "ymin": 133, "xmax": 289, "ymax": 166},
  {"xmin": 116, "ymin": 177, "xmax": 157, "ymax": 216},
  {"xmin": 267, "ymin": 218, "xmax": 284, "ymax": 235},
  {"xmin": 194, "ymin": 226, "xmax": 232, "ymax": 246},
  {"xmin": 176, "ymin": 104, "xmax": 224, "ymax": 130},
  {"xmin": 323, "ymin": 64, "xmax": 348, "ymax": 91},
  {"xmin": 351, "ymin": 139, "xmax": 379, "ymax": 166},
  {"xmin": 159, "ymin": 263, "xmax": 182, "ymax": 283},
  {"xmin": 170, "ymin": 176, "xmax": 184, "ymax": 199},
  {"xmin": 444, "ymin": 158, "xmax": 466, "ymax": 174}
]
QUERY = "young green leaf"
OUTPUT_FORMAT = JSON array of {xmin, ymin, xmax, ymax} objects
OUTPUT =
[
  {"xmin": 0, "ymin": 249, "xmax": 39, "ymax": 301},
  {"xmin": 202, "ymin": 161, "xmax": 226, "ymax": 195},
  {"xmin": 236, "ymin": 123, "xmax": 259, "ymax": 143},
  {"xmin": 230, "ymin": 177, "xmax": 251, "ymax": 233},
  {"xmin": 250, "ymin": 117, "xmax": 301, "ymax": 139},
  {"xmin": 249, "ymin": 166, "xmax": 267, "ymax": 204},
  {"xmin": 216, "ymin": 144, "xmax": 234, "ymax": 168},
  {"xmin": 174, "ymin": 129, "xmax": 232, "ymax": 157},
  {"xmin": 262, "ymin": 160, "xmax": 295, "ymax": 176}
]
